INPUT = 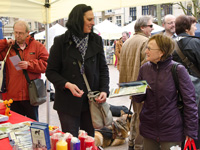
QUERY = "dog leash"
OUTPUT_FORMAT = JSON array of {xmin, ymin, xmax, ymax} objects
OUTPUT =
[{"xmin": 126, "ymin": 96, "xmax": 133, "ymax": 122}]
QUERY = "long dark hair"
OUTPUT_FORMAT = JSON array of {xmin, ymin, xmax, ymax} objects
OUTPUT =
[{"xmin": 66, "ymin": 4, "xmax": 92, "ymax": 37}]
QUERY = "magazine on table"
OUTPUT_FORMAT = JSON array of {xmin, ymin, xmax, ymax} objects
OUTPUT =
[{"xmin": 109, "ymin": 80, "xmax": 149, "ymax": 98}]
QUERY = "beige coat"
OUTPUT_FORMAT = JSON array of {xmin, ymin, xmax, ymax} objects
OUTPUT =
[
  {"xmin": 115, "ymin": 39, "xmax": 123, "ymax": 70},
  {"xmin": 119, "ymin": 32, "xmax": 148, "ymax": 83}
]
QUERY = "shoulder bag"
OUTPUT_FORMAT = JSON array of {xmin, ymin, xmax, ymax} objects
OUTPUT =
[
  {"xmin": 175, "ymin": 41, "xmax": 200, "ymax": 117},
  {"xmin": 78, "ymin": 61, "xmax": 113, "ymax": 129},
  {"xmin": 0, "ymin": 45, "xmax": 12, "ymax": 93},
  {"xmin": 171, "ymin": 63, "xmax": 184, "ymax": 115},
  {"xmin": 15, "ymin": 49, "xmax": 46, "ymax": 106}
]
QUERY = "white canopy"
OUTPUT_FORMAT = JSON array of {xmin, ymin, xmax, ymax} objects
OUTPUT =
[
  {"xmin": 34, "ymin": 23, "xmax": 67, "ymax": 47},
  {"xmin": 122, "ymin": 20, "xmax": 164, "ymax": 35},
  {"xmin": 94, "ymin": 20, "xmax": 122, "ymax": 39},
  {"xmin": 0, "ymin": 0, "xmax": 187, "ymax": 24}
]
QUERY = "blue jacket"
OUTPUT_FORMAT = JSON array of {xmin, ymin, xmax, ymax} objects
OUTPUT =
[{"xmin": 133, "ymin": 56, "xmax": 198, "ymax": 141}]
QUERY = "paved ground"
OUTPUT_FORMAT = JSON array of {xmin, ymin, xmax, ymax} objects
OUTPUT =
[{"xmin": 39, "ymin": 65, "xmax": 131, "ymax": 150}]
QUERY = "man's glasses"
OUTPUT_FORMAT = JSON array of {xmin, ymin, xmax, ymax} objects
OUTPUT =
[
  {"xmin": 144, "ymin": 24, "xmax": 153, "ymax": 28},
  {"xmin": 146, "ymin": 46, "xmax": 160, "ymax": 51},
  {"xmin": 166, "ymin": 21, "xmax": 175, "ymax": 25}
]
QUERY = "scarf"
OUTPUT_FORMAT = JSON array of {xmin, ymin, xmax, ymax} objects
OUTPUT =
[{"xmin": 72, "ymin": 34, "xmax": 89, "ymax": 74}]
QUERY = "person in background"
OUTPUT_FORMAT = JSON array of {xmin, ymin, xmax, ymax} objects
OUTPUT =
[
  {"xmin": 115, "ymin": 31, "xmax": 129, "ymax": 70},
  {"xmin": 173, "ymin": 14, "xmax": 200, "ymax": 149},
  {"xmin": 119, "ymin": 16, "xmax": 154, "ymax": 150},
  {"xmin": 0, "ymin": 20, "xmax": 49, "ymax": 121},
  {"xmin": 45, "ymin": 4, "xmax": 109, "ymax": 137},
  {"xmin": 133, "ymin": 34, "xmax": 198, "ymax": 150},
  {"xmin": 162, "ymin": 14, "xmax": 177, "ymax": 38}
]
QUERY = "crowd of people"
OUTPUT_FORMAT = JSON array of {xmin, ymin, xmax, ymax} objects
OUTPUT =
[{"xmin": 0, "ymin": 3, "xmax": 200, "ymax": 150}]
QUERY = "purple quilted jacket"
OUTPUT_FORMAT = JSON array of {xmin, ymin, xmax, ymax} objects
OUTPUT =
[{"xmin": 133, "ymin": 56, "xmax": 198, "ymax": 142}]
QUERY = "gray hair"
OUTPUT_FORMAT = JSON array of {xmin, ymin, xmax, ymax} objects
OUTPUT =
[
  {"xmin": 122, "ymin": 31, "xmax": 130, "ymax": 37},
  {"xmin": 162, "ymin": 14, "xmax": 175, "ymax": 24},
  {"xmin": 13, "ymin": 20, "xmax": 30, "ymax": 32},
  {"xmin": 134, "ymin": 16, "xmax": 153, "ymax": 33}
]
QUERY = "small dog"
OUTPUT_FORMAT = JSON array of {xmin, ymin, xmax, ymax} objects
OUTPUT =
[{"xmin": 95, "ymin": 110, "xmax": 132, "ymax": 148}]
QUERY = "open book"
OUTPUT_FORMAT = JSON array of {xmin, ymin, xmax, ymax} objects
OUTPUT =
[{"xmin": 109, "ymin": 80, "xmax": 148, "ymax": 98}]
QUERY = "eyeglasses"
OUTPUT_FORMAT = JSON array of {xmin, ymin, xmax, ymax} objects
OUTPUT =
[
  {"xmin": 144, "ymin": 24, "xmax": 153, "ymax": 28},
  {"xmin": 14, "ymin": 31, "xmax": 26, "ymax": 36},
  {"xmin": 166, "ymin": 21, "xmax": 175, "ymax": 25},
  {"xmin": 146, "ymin": 46, "xmax": 160, "ymax": 51}
]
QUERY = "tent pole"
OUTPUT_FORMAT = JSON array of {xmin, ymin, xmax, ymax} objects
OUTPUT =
[{"xmin": 45, "ymin": 0, "xmax": 50, "ymax": 125}]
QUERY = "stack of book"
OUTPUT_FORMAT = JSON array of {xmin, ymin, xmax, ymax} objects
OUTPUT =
[{"xmin": 30, "ymin": 122, "xmax": 51, "ymax": 150}]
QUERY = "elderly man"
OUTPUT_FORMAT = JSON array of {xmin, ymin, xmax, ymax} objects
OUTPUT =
[
  {"xmin": 119, "ymin": 16, "xmax": 154, "ymax": 150},
  {"xmin": 115, "ymin": 31, "xmax": 129, "ymax": 70},
  {"xmin": 0, "ymin": 20, "xmax": 49, "ymax": 121},
  {"xmin": 162, "ymin": 14, "xmax": 176, "ymax": 38}
]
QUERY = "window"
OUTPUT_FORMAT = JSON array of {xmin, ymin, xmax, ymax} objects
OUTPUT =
[
  {"xmin": 161, "ymin": 4, "xmax": 173, "ymax": 17},
  {"xmin": 149, "ymin": 5, "xmax": 156, "ymax": 17},
  {"xmin": 99, "ymin": 18, "xmax": 102, "ymax": 23},
  {"xmin": 35, "ymin": 22, "xmax": 38, "ymax": 29},
  {"xmin": 142, "ymin": 6, "xmax": 149, "ymax": 15},
  {"xmin": 107, "ymin": 17, "xmax": 112, "ymax": 22},
  {"xmin": 107, "ymin": 10, "xmax": 112, "ymax": 13},
  {"xmin": 187, "ymin": 4, "xmax": 192, "ymax": 16},
  {"xmin": 116, "ymin": 16, "xmax": 121, "ymax": 26},
  {"xmin": 28, "ymin": 22, "xmax": 31, "ymax": 30},
  {"xmin": 130, "ymin": 7, "xmax": 136, "ymax": 21}
]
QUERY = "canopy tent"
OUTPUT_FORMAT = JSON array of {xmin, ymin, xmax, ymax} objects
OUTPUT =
[
  {"xmin": 34, "ymin": 23, "xmax": 67, "ymax": 48},
  {"xmin": 122, "ymin": 20, "xmax": 164, "ymax": 35},
  {"xmin": 0, "ymin": 0, "xmax": 188, "ymax": 24},
  {"xmin": 0, "ymin": 0, "xmax": 188, "ymax": 124},
  {"xmin": 94, "ymin": 20, "xmax": 122, "ymax": 40}
]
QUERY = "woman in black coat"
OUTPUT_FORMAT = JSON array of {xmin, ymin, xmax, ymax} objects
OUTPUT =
[
  {"xmin": 173, "ymin": 14, "xmax": 200, "ymax": 148},
  {"xmin": 46, "ymin": 4, "xmax": 109, "ymax": 137}
]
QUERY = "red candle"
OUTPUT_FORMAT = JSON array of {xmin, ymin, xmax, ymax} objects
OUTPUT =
[
  {"xmin": 50, "ymin": 132, "xmax": 62, "ymax": 150},
  {"xmin": 85, "ymin": 136, "xmax": 95, "ymax": 150},
  {"xmin": 78, "ymin": 130, "xmax": 88, "ymax": 150},
  {"xmin": 64, "ymin": 132, "xmax": 73, "ymax": 150}
]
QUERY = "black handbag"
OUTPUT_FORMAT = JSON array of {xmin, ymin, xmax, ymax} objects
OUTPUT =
[
  {"xmin": 171, "ymin": 63, "xmax": 184, "ymax": 114},
  {"xmin": 15, "ymin": 49, "xmax": 46, "ymax": 106}
]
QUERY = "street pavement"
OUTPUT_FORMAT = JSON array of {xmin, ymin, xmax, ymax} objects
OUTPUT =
[{"xmin": 39, "ymin": 64, "xmax": 131, "ymax": 150}]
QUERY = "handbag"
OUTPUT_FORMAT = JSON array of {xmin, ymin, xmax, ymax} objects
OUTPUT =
[
  {"xmin": 0, "ymin": 45, "xmax": 12, "ymax": 93},
  {"xmin": 78, "ymin": 61, "xmax": 113, "ymax": 129},
  {"xmin": 15, "ymin": 49, "xmax": 46, "ymax": 106},
  {"xmin": 171, "ymin": 63, "xmax": 184, "ymax": 114},
  {"xmin": 183, "ymin": 139, "xmax": 197, "ymax": 150},
  {"xmin": 175, "ymin": 41, "xmax": 200, "ymax": 117}
]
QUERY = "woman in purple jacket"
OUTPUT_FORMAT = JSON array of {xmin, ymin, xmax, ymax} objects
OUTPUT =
[{"xmin": 132, "ymin": 34, "xmax": 198, "ymax": 150}]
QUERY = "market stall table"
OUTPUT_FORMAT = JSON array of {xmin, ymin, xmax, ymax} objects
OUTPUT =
[{"xmin": 0, "ymin": 111, "xmax": 35, "ymax": 150}]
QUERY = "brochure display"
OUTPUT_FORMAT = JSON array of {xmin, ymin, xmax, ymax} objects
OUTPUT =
[{"xmin": 109, "ymin": 80, "xmax": 148, "ymax": 98}]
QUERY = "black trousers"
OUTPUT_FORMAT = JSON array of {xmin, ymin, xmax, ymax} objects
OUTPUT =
[
  {"xmin": 10, "ymin": 100, "xmax": 39, "ymax": 121},
  {"xmin": 57, "ymin": 109, "xmax": 94, "ymax": 137}
]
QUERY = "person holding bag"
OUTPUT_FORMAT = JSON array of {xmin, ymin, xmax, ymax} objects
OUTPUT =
[
  {"xmin": 0, "ymin": 20, "xmax": 49, "ymax": 121},
  {"xmin": 132, "ymin": 34, "xmax": 198, "ymax": 150},
  {"xmin": 173, "ymin": 15, "xmax": 200, "ymax": 149},
  {"xmin": 46, "ymin": 4, "xmax": 110, "ymax": 137}
]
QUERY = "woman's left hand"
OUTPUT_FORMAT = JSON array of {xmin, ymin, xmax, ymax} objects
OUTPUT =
[{"xmin": 95, "ymin": 92, "xmax": 107, "ymax": 103}]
